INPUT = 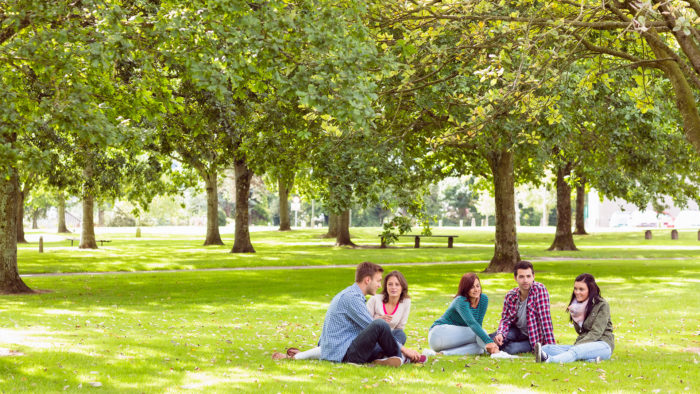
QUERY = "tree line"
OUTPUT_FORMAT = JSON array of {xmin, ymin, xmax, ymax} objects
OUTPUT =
[{"xmin": 2, "ymin": 1, "xmax": 700, "ymax": 293}]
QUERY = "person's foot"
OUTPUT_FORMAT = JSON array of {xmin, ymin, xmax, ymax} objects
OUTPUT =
[
  {"xmin": 534, "ymin": 343, "xmax": 547, "ymax": 363},
  {"xmin": 372, "ymin": 356, "xmax": 402, "ymax": 367},
  {"xmin": 271, "ymin": 352, "xmax": 287, "ymax": 360},
  {"xmin": 286, "ymin": 347, "xmax": 300, "ymax": 359},
  {"xmin": 422, "ymin": 349, "xmax": 436, "ymax": 357}
]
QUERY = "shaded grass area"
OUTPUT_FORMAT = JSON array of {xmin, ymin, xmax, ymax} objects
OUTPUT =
[
  {"xmin": 1, "ymin": 258, "xmax": 698, "ymax": 392},
  {"xmin": 16, "ymin": 228, "xmax": 700, "ymax": 274}
]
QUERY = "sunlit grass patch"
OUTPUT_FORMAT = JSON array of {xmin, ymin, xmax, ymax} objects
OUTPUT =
[{"xmin": 0, "ymin": 250, "xmax": 698, "ymax": 392}]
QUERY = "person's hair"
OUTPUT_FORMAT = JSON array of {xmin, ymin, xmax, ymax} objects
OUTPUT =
[
  {"xmin": 568, "ymin": 273, "xmax": 603, "ymax": 322},
  {"xmin": 355, "ymin": 261, "xmax": 383, "ymax": 283},
  {"xmin": 514, "ymin": 260, "xmax": 534, "ymax": 277},
  {"xmin": 381, "ymin": 270, "xmax": 410, "ymax": 303},
  {"xmin": 455, "ymin": 273, "xmax": 480, "ymax": 301}
]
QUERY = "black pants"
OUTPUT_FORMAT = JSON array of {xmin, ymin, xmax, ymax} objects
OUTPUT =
[
  {"xmin": 343, "ymin": 319, "xmax": 401, "ymax": 364},
  {"xmin": 489, "ymin": 326, "xmax": 532, "ymax": 354}
]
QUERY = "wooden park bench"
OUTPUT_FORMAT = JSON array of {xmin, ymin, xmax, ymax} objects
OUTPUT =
[
  {"xmin": 379, "ymin": 234, "xmax": 458, "ymax": 248},
  {"xmin": 66, "ymin": 238, "xmax": 112, "ymax": 246}
]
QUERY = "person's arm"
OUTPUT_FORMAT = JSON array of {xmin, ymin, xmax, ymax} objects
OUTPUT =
[
  {"xmin": 537, "ymin": 286, "xmax": 556, "ymax": 345},
  {"xmin": 393, "ymin": 299, "xmax": 410, "ymax": 330},
  {"xmin": 575, "ymin": 301, "xmax": 610, "ymax": 345},
  {"xmin": 343, "ymin": 293, "xmax": 375, "ymax": 328},
  {"xmin": 454, "ymin": 298, "xmax": 493, "ymax": 344},
  {"xmin": 496, "ymin": 292, "xmax": 515, "ymax": 336}
]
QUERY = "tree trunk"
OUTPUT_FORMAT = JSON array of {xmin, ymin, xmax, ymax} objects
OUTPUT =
[
  {"xmin": 97, "ymin": 205, "xmax": 105, "ymax": 227},
  {"xmin": 16, "ymin": 187, "xmax": 27, "ymax": 243},
  {"xmin": 57, "ymin": 191, "xmax": 70, "ymax": 233},
  {"xmin": 278, "ymin": 176, "xmax": 293, "ymax": 231},
  {"xmin": 203, "ymin": 171, "xmax": 224, "ymax": 246},
  {"xmin": 484, "ymin": 149, "xmax": 521, "ymax": 272},
  {"xmin": 0, "ymin": 166, "xmax": 33, "ymax": 294},
  {"xmin": 231, "ymin": 159, "xmax": 255, "ymax": 253},
  {"xmin": 80, "ymin": 163, "xmax": 98, "ymax": 249},
  {"xmin": 646, "ymin": 36, "xmax": 700, "ymax": 154},
  {"xmin": 335, "ymin": 210, "xmax": 356, "ymax": 247},
  {"xmin": 31, "ymin": 210, "xmax": 39, "ymax": 229},
  {"xmin": 548, "ymin": 163, "xmax": 578, "ymax": 251},
  {"xmin": 574, "ymin": 178, "xmax": 588, "ymax": 235},
  {"xmin": 322, "ymin": 213, "xmax": 339, "ymax": 238}
]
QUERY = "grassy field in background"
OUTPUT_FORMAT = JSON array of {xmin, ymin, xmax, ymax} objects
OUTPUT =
[
  {"xmin": 16, "ymin": 227, "xmax": 700, "ymax": 274},
  {"xmin": 2, "ymin": 227, "xmax": 698, "ymax": 392}
]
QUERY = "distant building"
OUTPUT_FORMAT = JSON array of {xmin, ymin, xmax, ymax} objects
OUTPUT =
[{"xmin": 586, "ymin": 190, "xmax": 700, "ymax": 229}]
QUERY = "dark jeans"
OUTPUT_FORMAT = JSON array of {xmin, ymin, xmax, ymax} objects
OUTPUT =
[
  {"xmin": 489, "ymin": 326, "xmax": 532, "ymax": 354},
  {"xmin": 343, "ymin": 319, "xmax": 401, "ymax": 364}
]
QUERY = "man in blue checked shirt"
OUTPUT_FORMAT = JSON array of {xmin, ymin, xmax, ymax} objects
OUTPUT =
[{"xmin": 319, "ymin": 261, "xmax": 424, "ymax": 367}]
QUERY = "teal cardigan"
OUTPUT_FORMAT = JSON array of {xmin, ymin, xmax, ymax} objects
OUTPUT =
[{"xmin": 431, "ymin": 293, "xmax": 493, "ymax": 344}]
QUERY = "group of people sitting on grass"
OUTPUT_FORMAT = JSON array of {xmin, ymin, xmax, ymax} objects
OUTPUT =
[{"xmin": 272, "ymin": 260, "xmax": 614, "ymax": 367}]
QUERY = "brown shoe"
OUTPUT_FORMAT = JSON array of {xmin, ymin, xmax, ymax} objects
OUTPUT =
[
  {"xmin": 372, "ymin": 356, "xmax": 402, "ymax": 367},
  {"xmin": 286, "ymin": 347, "xmax": 300, "ymax": 358}
]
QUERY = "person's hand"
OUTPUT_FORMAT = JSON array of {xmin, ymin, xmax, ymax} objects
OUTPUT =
[
  {"xmin": 401, "ymin": 347, "xmax": 421, "ymax": 362},
  {"xmin": 380, "ymin": 314, "xmax": 393, "ymax": 323},
  {"xmin": 485, "ymin": 342, "xmax": 499, "ymax": 354},
  {"xmin": 493, "ymin": 334, "xmax": 504, "ymax": 346}
]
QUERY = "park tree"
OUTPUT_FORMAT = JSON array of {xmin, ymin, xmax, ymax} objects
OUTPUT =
[
  {"xmin": 415, "ymin": 1, "xmax": 700, "ymax": 154},
  {"xmin": 152, "ymin": 79, "xmax": 243, "ymax": 246},
  {"xmin": 544, "ymin": 66, "xmax": 700, "ymax": 250},
  {"xmin": 25, "ymin": 185, "xmax": 54, "ymax": 230},
  {"xmin": 150, "ymin": 0, "xmax": 390, "ymax": 252},
  {"xmin": 0, "ymin": 1, "xmax": 178, "ymax": 292},
  {"xmin": 56, "ymin": 191, "xmax": 71, "ymax": 233},
  {"xmin": 370, "ymin": 0, "xmax": 576, "ymax": 271}
]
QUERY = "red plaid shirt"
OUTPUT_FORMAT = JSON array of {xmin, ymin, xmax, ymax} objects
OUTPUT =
[{"xmin": 497, "ymin": 281, "xmax": 556, "ymax": 346}]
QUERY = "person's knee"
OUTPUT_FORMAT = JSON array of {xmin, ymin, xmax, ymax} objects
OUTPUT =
[
  {"xmin": 371, "ymin": 318, "xmax": 390, "ymax": 328},
  {"xmin": 370, "ymin": 318, "xmax": 391, "ymax": 333}
]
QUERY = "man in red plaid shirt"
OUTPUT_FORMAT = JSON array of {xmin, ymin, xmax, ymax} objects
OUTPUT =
[{"xmin": 489, "ymin": 261, "xmax": 556, "ymax": 354}]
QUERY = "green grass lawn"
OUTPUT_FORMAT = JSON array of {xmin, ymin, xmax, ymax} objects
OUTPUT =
[
  {"xmin": 16, "ymin": 227, "xmax": 700, "ymax": 274},
  {"xmin": 2, "ymin": 228, "xmax": 699, "ymax": 392}
]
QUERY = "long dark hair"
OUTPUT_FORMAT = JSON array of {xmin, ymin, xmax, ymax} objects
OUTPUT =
[
  {"xmin": 381, "ymin": 271, "xmax": 409, "ymax": 304},
  {"xmin": 568, "ymin": 273, "xmax": 602, "ymax": 322},
  {"xmin": 455, "ymin": 273, "xmax": 480, "ymax": 302}
]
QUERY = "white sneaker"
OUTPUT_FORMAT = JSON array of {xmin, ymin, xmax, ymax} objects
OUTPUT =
[{"xmin": 422, "ymin": 349, "xmax": 437, "ymax": 357}]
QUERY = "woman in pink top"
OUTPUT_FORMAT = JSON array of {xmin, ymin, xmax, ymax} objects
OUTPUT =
[
  {"xmin": 366, "ymin": 270, "xmax": 411, "ymax": 345},
  {"xmin": 277, "ymin": 270, "xmax": 412, "ymax": 360}
]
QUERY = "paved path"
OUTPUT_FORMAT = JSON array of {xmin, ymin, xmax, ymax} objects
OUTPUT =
[{"xmin": 19, "ymin": 256, "xmax": 694, "ymax": 278}]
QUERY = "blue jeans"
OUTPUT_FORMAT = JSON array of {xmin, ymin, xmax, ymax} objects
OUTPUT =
[
  {"xmin": 542, "ymin": 341, "xmax": 612, "ymax": 363},
  {"xmin": 392, "ymin": 329, "xmax": 407, "ymax": 345},
  {"xmin": 489, "ymin": 326, "xmax": 532, "ymax": 354},
  {"xmin": 428, "ymin": 324, "xmax": 487, "ymax": 355}
]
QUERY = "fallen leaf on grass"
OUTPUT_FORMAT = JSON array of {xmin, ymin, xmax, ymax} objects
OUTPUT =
[{"xmin": 89, "ymin": 382, "xmax": 102, "ymax": 387}]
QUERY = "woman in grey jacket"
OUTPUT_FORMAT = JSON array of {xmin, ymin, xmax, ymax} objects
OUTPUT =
[{"xmin": 535, "ymin": 273, "xmax": 614, "ymax": 363}]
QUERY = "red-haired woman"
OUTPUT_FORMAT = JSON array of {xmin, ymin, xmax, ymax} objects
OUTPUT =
[{"xmin": 427, "ymin": 273, "xmax": 499, "ymax": 355}]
